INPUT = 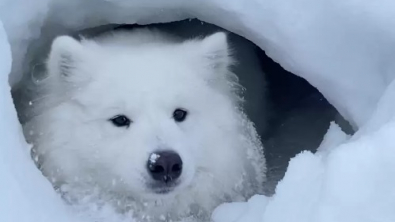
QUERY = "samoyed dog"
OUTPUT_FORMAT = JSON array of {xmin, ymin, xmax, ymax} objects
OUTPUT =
[{"xmin": 18, "ymin": 26, "xmax": 266, "ymax": 221}]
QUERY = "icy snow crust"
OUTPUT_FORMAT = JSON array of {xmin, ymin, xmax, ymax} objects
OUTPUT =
[{"xmin": 1, "ymin": 0, "xmax": 395, "ymax": 222}]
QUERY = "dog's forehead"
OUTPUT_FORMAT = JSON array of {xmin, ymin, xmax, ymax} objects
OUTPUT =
[
  {"xmin": 80, "ymin": 67, "xmax": 205, "ymax": 108},
  {"xmin": 91, "ymin": 52, "xmax": 206, "ymax": 92}
]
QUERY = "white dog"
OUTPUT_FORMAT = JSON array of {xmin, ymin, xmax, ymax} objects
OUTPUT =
[{"xmin": 21, "ymin": 28, "xmax": 266, "ymax": 221}]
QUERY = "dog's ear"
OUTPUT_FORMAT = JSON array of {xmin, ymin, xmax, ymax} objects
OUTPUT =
[
  {"xmin": 47, "ymin": 36, "xmax": 88, "ymax": 83},
  {"xmin": 182, "ymin": 32, "xmax": 238, "ymax": 94},
  {"xmin": 198, "ymin": 32, "xmax": 233, "ymax": 72}
]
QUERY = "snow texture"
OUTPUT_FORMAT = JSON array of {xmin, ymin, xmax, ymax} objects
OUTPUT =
[
  {"xmin": 213, "ymin": 84, "xmax": 395, "ymax": 222},
  {"xmin": 1, "ymin": 0, "xmax": 395, "ymax": 222},
  {"xmin": 0, "ymin": 22, "xmax": 82, "ymax": 222}
]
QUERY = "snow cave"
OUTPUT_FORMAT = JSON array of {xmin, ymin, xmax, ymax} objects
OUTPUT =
[{"xmin": 1, "ymin": 1, "xmax": 395, "ymax": 222}]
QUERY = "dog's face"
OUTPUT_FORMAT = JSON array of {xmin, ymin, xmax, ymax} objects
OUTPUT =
[{"xmin": 34, "ymin": 31, "xmax": 249, "ymax": 202}]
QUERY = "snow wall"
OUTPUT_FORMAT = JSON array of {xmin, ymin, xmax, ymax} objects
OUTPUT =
[{"xmin": 1, "ymin": 0, "xmax": 395, "ymax": 222}]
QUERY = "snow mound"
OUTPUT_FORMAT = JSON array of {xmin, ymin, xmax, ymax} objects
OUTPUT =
[
  {"xmin": 1, "ymin": 0, "xmax": 395, "ymax": 222},
  {"xmin": 213, "ymin": 102, "xmax": 395, "ymax": 221}
]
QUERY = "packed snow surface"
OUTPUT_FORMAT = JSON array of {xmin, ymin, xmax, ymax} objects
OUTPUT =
[{"xmin": 1, "ymin": 0, "xmax": 395, "ymax": 221}]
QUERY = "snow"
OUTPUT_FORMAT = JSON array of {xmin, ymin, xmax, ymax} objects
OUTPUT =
[
  {"xmin": 1, "ymin": 0, "xmax": 395, "ymax": 222},
  {"xmin": 0, "ymin": 22, "xmax": 81, "ymax": 222},
  {"xmin": 213, "ymin": 93, "xmax": 395, "ymax": 221},
  {"xmin": 149, "ymin": 153, "xmax": 160, "ymax": 164}
]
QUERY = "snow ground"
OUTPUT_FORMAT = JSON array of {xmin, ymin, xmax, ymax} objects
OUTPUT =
[{"xmin": 1, "ymin": 0, "xmax": 395, "ymax": 222}]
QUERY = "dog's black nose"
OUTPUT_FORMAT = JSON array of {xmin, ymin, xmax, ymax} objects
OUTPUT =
[{"xmin": 147, "ymin": 151, "xmax": 183, "ymax": 183}]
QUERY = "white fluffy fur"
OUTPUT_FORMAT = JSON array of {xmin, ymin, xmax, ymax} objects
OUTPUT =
[{"xmin": 24, "ymin": 29, "xmax": 266, "ymax": 221}]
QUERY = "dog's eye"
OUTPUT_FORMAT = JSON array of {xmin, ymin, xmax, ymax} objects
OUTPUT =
[
  {"xmin": 173, "ymin": 109, "xmax": 188, "ymax": 122},
  {"xmin": 110, "ymin": 115, "xmax": 131, "ymax": 127}
]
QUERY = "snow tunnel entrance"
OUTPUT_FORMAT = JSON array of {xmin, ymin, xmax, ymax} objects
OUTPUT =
[{"xmin": 11, "ymin": 18, "xmax": 354, "ymax": 195}]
